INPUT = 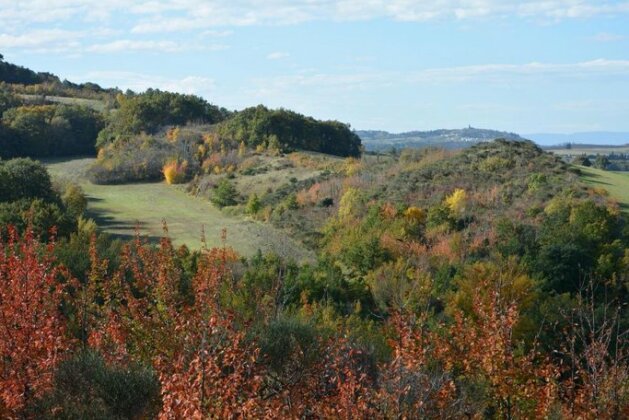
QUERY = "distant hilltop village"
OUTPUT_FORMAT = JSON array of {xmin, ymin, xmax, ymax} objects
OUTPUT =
[{"xmin": 356, "ymin": 127, "xmax": 524, "ymax": 151}]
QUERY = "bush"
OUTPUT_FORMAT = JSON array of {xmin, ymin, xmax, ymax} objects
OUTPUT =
[
  {"xmin": 88, "ymin": 134, "xmax": 171, "ymax": 184},
  {"xmin": 246, "ymin": 193, "xmax": 262, "ymax": 215},
  {"xmin": 0, "ymin": 158, "xmax": 56, "ymax": 203},
  {"xmin": 211, "ymin": 178, "xmax": 238, "ymax": 207},
  {"xmin": 572, "ymin": 155, "xmax": 592, "ymax": 167},
  {"xmin": 60, "ymin": 182, "xmax": 88, "ymax": 219},
  {"xmin": 259, "ymin": 318, "xmax": 320, "ymax": 372},
  {"xmin": 29, "ymin": 350, "xmax": 161, "ymax": 419},
  {"xmin": 163, "ymin": 160, "xmax": 188, "ymax": 185}
]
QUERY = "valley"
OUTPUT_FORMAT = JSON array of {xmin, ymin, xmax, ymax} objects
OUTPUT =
[{"xmin": 46, "ymin": 157, "xmax": 315, "ymax": 261}]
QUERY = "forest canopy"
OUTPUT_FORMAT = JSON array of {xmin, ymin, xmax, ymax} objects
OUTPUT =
[{"xmin": 217, "ymin": 105, "xmax": 362, "ymax": 157}]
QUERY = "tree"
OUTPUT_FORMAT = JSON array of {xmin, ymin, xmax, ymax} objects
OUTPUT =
[
  {"xmin": 0, "ymin": 226, "xmax": 73, "ymax": 414},
  {"xmin": 1, "ymin": 104, "xmax": 103, "ymax": 158},
  {"xmin": 97, "ymin": 90, "xmax": 229, "ymax": 146},
  {"xmin": 0, "ymin": 89, "xmax": 20, "ymax": 115},
  {"xmin": 594, "ymin": 154, "xmax": 610, "ymax": 170},
  {"xmin": 0, "ymin": 158, "xmax": 56, "ymax": 203},
  {"xmin": 573, "ymin": 155, "xmax": 592, "ymax": 167},
  {"xmin": 338, "ymin": 187, "xmax": 363, "ymax": 220},
  {"xmin": 211, "ymin": 179, "xmax": 238, "ymax": 208},
  {"xmin": 162, "ymin": 160, "xmax": 188, "ymax": 185},
  {"xmin": 444, "ymin": 188, "xmax": 467, "ymax": 216},
  {"xmin": 246, "ymin": 193, "xmax": 261, "ymax": 215},
  {"xmin": 216, "ymin": 105, "xmax": 362, "ymax": 157},
  {"xmin": 438, "ymin": 274, "xmax": 558, "ymax": 418}
]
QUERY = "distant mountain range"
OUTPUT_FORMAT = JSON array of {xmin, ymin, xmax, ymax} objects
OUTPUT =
[
  {"xmin": 356, "ymin": 127, "xmax": 524, "ymax": 151},
  {"xmin": 357, "ymin": 128, "xmax": 629, "ymax": 151}
]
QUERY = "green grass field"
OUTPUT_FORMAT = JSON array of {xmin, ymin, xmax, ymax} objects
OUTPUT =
[
  {"xmin": 46, "ymin": 158, "xmax": 314, "ymax": 261},
  {"xmin": 18, "ymin": 94, "xmax": 107, "ymax": 111},
  {"xmin": 548, "ymin": 146, "xmax": 629, "ymax": 157},
  {"xmin": 578, "ymin": 166, "xmax": 629, "ymax": 214}
]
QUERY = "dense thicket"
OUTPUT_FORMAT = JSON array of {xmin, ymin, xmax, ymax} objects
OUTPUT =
[
  {"xmin": 0, "ymin": 158, "xmax": 86, "ymax": 237},
  {"xmin": 0, "ymin": 104, "xmax": 103, "ymax": 158},
  {"xmin": 217, "ymin": 105, "xmax": 362, "ymax": 157},
  {"xmin": 1, "ymin": 213, "xmax": 627, "ymax": 417},
  {"xmin": 97, "ymin": 90, "xmax": 230, "ymax": 146}
]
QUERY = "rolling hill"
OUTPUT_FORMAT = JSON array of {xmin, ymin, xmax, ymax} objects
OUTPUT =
[{"xmin": 356, "ymin": 127, "xmax": 525, "ymax": 151}]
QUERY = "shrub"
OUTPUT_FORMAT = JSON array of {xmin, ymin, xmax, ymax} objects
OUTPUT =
[
  {"xmin": 404, "ymin": 206, "xmax": 426, "ymax": 224},
  {"xmin": 246, "ymin": 193, "xmax": 262, "ymax": 215},
  {"xmin": 572, "ymin": 155, "xmax": 592, "ymax": 167},
  {"xmin": 0, "ymin": 158, "xmax": 56, "ymax": 203},
  {"xmin": 211, "ymin": 178, "xmax": 238, "ymax": 208},
  {"xmin": 163, "ymin": 160, "xmax": 188, "ymax": 185},
  {"xmin": 29, "ymin": 350, "xmax": 161, "ymax": 419},
  {"xmin": 60, "ymin": 183, "xmax": 88, "ymax": 218},
  {"xmin": 444, "ymin": 188, "xmax": 467, "ymax": 215},
  {"xmin": 259, "ymin": 318, "xmax": 320, "ymax": 373}
]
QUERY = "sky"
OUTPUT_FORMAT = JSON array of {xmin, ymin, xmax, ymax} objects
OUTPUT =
[{"xmin": 1, "ymin": 1, "xmax": 629, "ymax": 134}]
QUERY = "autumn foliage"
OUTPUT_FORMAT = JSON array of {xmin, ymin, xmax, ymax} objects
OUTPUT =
[
  {"xmin": 1, "ymin": 223, "xmax": 628, "ymax": 417},
  {"xmin": 162, "ymin": 160, "xmax": 188, "ymax": 184},
  {"xmin": 0, "ymin": 227, "xmax": 73, "ymax": 415}
]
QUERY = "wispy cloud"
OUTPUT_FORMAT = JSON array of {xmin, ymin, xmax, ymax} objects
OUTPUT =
[
  {"xmin": 253, "ymin": 59, "xmax": 629, "ymax": 93},
  {"xmin": 87, "ymin": 40, "xmax": 183, "ymax": 53},
  {"xmin": 2, "ymin": 0, "xmax": 629, "ymax": 32},
  {"xmin": 86, "ymin": 39, "xmax": 228, "ymax": 54},
  {"xmin": 589, "ymin": 32, "xmax": 625, "ymax": 42},
  {"xmin": 76, "ymin": 70, "xmax": 216, "ymax": 96},
  {"xmin": 0, "ymin": 29, "xmax": 82, "ymax": 50},
  {"xmin": 266, "ymin": 51, "xmax": 290, "ymax": 60}
]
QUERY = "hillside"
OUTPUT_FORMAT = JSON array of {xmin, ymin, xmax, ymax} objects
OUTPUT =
[
  {"xmin": 1, "ymin": 57, "xmax": 629, "ymax": 419},
  {"xmin": 45, "ymin": 158, "xmax": 315, "ymax": 261},
  {"xmin": 579, "ymin": 166, "xmax": 629, "ymax": 214},
  {"xmin": 357, "ymin": 127, "xmax": 525, "ymax": 151}
]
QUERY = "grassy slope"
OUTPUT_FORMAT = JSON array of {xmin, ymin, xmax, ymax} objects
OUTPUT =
[
  {"xmin": 233, "ymin": 155, "xmax": 327, "ymax": 197},
  {"xmin": 579, "ymin": 166, "xmax": 629, "ymax": 213},
  {"xmin": 18, "ymin": 94, "xmax": 107, "ymax": 111},
  {"xmin": 46, "ymin": 158, "xmax": 314, "ymax": 261}
]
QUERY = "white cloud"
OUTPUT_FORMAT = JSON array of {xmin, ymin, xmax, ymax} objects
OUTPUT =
[
  {"xmin": 251, "ymin": 59, "xmax": 629, "ymax": 96},
  {"xmin": 0, "ymin": 29, "xmax": 82, "ymax": 50},
  {"xmin": 589, "ymin": 32, "xmax": 625, "ymax": 42},
  {"xmin": 0, "ymin": 27, "xmax": 229, "ymax": 54},
  {"xmin": 85, "ymin": 39, "xmax": 228, "ymax": 53},
  {"xmin": 266, "ymin": 51, "xmax": 290, "ymax": 60},
  {"xmin": 86, "ymin": 40, "xmax": 182, "ymax": 53},
  {"xmin": 2, "ymin": 0, "xmax": 629, "ymax": 32},
  {"xmin": 76, "ymin": 70, "xmax": 216, "ymax": 96}
]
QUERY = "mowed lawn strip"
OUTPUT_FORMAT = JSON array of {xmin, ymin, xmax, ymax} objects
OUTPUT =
[
  {"xmin": 579, "ymin": 166, "xmax": 629, "ymax": 214},
  {"xmin": 46, "ymin": 158, "xmax": 314, "ymax": 261}
]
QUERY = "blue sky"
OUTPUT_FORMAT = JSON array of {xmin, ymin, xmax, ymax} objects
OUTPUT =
[{"xmin": 1, "ymin": 1, "xmax": 628, "ymax": 134}]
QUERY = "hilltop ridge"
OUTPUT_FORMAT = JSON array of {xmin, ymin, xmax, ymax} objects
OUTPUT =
[{"xmin": 356, "ymin": 127, "xmax": 525, "ymax": 151}]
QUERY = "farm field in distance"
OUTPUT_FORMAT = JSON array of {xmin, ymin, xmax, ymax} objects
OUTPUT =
[
  {"xmin": 579, "ymin": 166, "xmax": 629, "ymax": 214},
  {"xmin": 548, "ymin": 145, "xmax": 629, "ymax": 156},
  {"xmin": 45, "ymin": 157, "xmax": 314, "ymax": 261}
]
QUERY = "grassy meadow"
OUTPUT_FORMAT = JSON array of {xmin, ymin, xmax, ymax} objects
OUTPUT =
[
  {"xmin": 46, "ymin": 158, "xmax": 314, "ymax": 261},
  {"xmin": 579, "ymin": 166, "xmax": 629, "ymax": 213}
]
